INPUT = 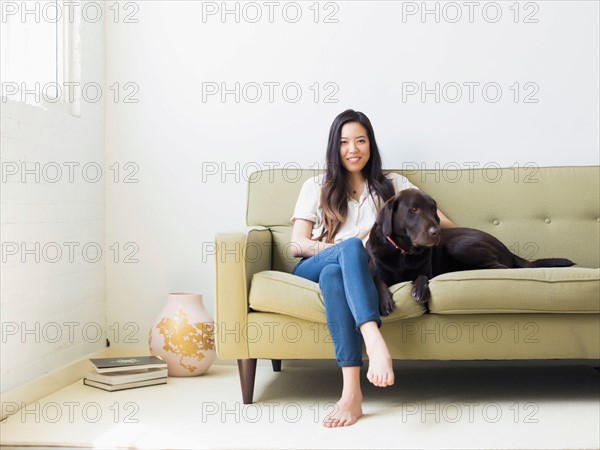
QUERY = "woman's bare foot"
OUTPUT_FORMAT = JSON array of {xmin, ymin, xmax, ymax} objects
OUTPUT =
[
  {"xmin": 360, "ymin": 322, "xmax": 395, "ymax": 387},
  {"xmin": 324, "ymin": 366, "xmax": 363, "ymax": 427},
  {"xmin": 366, "ymin": 339, "xmax": 394, "ymax": 387},
  {"xmin": 323, "ymin": 393, "xmax": 363, "ymax": 427}
]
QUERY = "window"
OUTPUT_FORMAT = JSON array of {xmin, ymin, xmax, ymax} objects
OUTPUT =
[{"xmin": 1, "ymin": 1, "xmax": 82, "ymax": 115}]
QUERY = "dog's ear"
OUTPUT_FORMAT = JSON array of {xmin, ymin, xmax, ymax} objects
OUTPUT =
[
  {"xmin": 379, "ymin": 194, "xmax": 399, "ymax": 237},
  {"xmin": 429, "ymin": 196, "xmax": 441, "ymax": 224}
]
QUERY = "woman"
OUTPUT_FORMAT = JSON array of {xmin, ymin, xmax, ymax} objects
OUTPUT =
[{"xmin": 290, "ymin": 109, "xmax": 455, "ymax": 427}]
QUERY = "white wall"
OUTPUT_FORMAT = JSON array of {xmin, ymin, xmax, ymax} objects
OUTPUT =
[
  {"xmin": 0, "ymin": 4, "xmax": 105, "ymax": 391},
  {"xmin": 105, "ymin": 1, "xmax": 599, "ymax": 349}
]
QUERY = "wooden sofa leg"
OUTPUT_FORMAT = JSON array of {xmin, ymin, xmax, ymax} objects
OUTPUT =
[
  {"xmin": 271, "ymin": 359, "xmax": 282, "ymax": 372},
  {"xmin": 237, "ymin": 359, "xmax": 257, "ymax": 404}
]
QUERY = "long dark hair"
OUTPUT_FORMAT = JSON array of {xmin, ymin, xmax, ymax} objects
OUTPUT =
[{"xmin": 317, "ymin": 109, "xmax": 395, "ymax": 243}]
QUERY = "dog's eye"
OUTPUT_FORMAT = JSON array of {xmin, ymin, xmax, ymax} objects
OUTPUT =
[{"xmin": 410, "ymin": 207, "xmax": 419, "ymax": 213}]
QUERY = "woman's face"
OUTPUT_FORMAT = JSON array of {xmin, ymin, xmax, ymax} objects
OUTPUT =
[{"xmin": 339, "ymin": 121, "xmax": 371, "ymax": 174}]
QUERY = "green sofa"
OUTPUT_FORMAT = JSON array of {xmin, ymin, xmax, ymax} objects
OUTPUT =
[{"xmin": 215, "ymin": 166, "xmax": 600, "ymax": 403}]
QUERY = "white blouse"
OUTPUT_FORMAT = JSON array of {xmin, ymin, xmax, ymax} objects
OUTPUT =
[{"xmin": 290, "ymin": 173, "xmax": 417, "ymax": 245}]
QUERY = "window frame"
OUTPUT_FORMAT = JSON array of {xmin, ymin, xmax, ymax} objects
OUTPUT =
[{"xmin": 1, "ymin": 0, "xmax": 82, "ymax": 117}]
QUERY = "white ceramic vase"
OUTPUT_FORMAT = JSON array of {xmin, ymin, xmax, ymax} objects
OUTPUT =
[{"xmin": 148, "ymin": 293, "xmax": 216, "ymax": 376}]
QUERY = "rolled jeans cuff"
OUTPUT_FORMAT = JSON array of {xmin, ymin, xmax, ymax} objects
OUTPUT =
[
  {"xmin": 337, "ymin": 360, "xmax": 363, "ymax": 368},
  {"xmin": 356, "ymin": 316, "xmax": 382, "ymax": 331}
]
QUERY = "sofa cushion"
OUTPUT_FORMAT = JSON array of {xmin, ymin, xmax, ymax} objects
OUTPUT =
[
  {"xmin": 428, "ymin": 267, "xmax": 600, "ymax": 314},
  {"xmin": 249, "ymin": 271, "xmax": 426, "ymax": 323}
]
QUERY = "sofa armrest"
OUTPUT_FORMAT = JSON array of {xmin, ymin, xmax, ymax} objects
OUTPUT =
[{"xmin": 215, "ymin": 227, "xmax": 272, "ymax": 359}]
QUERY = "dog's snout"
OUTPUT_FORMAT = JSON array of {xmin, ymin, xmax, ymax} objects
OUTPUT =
[{"xmin": 429, "ymin": 226, "xmax": 441, "ymax": 237}]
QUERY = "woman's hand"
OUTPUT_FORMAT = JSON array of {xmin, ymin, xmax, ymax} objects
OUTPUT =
[{"xmin": 290, "ymin": 219, "xmax": 333, "ymax": 258}]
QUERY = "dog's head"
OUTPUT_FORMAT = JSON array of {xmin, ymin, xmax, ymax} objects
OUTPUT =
[{"xmin": 378, "ymin": 189, "xmax": 441, "ymax": 253}]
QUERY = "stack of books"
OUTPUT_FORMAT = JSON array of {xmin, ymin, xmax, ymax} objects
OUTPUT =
[{"xmin": 83, "ymin": 356, "xmax": 168, "ymax": 391}]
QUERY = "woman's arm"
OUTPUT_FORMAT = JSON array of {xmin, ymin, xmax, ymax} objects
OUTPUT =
[
  {"xmin": 437, "ymin": 209, "xmax": 456, "ymax": 228},
  {"xmin": 290, "ymin": 219, "xmax": 334, "ymax": 258},
  {"xmin": 291, "ymin": 209, "xmax": 454, "ymax": 259}
]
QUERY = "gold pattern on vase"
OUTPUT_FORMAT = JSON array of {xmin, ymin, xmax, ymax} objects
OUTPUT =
[
  {"xmin": 154, "ymin": 307, "xmax": 215, "ymax": 373},
  {"xmin": 149, "ymin": 293, "xmax": 217, "ymax": 376}
]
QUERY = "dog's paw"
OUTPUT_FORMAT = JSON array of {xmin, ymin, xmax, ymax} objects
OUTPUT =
[
  {"xmin": 411, "ymin": 285, "xmax": 430, "ymax": 303},
  {"xmin": 379, "ymin": 290, "xmax": 395, "ymax": 316},
  {"xmin": 411, "ymin": 277, "xmax": 430, "ymax": 304}
]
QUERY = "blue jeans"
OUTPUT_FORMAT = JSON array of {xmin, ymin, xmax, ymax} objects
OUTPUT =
[{"xmin": 292, "ymin": 237, "xmax": 381, "ymax": 367}]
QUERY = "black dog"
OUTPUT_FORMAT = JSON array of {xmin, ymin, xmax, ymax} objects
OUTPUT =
[{"xmin": 366, "ymin": 189, "xmax": 575, "ymax": 315}]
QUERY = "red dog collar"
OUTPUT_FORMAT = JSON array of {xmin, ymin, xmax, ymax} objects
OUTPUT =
[{"xmin": 386, "ymin": 236, "xmax": 408, "ymax": 255}]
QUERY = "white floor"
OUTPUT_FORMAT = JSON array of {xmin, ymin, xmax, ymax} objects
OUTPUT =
[{"xmin": 1, "ymin": 361, "xmax": 599, "ymax": 449}]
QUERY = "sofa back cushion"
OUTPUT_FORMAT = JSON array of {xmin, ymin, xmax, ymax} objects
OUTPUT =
[{"xmin": 247, "ymin": 166, "xmax": 600, "ymax": 272}]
